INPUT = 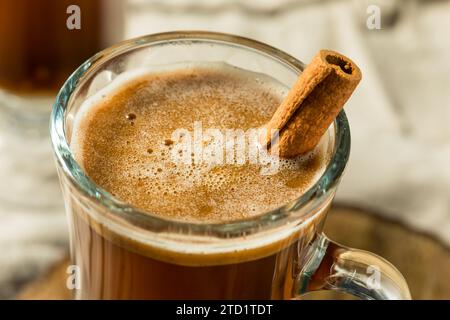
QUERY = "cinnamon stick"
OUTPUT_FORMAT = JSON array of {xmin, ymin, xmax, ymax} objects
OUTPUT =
[{"xmin": 262, "ymin": 49, "xmax": 362, "ymax": 158}]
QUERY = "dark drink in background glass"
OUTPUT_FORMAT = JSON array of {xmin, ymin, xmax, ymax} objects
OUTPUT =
[
  {"xmin": 0, "ymin": 0, "xmax": 124, "ymax": 208},
  {"xmin": 0, "ymin": 0, "xmax": 123, "ymax": 95}
]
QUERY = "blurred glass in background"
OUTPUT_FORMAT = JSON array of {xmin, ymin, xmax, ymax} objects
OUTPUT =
[{"xmin": 0, "ymin": 0, "xmax": 124, "ymax": 208}]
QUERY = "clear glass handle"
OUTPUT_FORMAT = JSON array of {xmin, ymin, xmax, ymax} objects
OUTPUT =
[{"xmin": 297, "ymin": 233, "xmax": 411, "ymax": 300}]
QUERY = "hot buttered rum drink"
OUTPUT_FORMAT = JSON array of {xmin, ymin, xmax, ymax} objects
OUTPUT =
[{"xmin": 69, "ymin": 63, "xmax": 331, "ymax": 299}]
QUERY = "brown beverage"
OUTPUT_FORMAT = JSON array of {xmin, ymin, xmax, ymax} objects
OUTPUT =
[
  {"xmin": 0, "ymin": 0, "xmax": 123, "ymax": 95},
  {"xmin": 0, "ymin": 0, "xmax": 123, "ymax": 207},
  {"xmin": 70, "ymin": 63, "xmax": 331, "ymax": 299}
]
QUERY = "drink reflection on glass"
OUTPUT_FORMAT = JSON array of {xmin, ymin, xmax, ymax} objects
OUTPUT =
[{"xmin": 0, "ymin": 0, "xmax": 124, "ymax": 208}]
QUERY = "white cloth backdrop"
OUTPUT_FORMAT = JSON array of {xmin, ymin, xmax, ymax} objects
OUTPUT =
[
  {"xmin": 0, "ymin": 0, "xmax": 449, "ymax": 298},
  {"xmin": 126, "ymin": 0, "xmax": 450, "ymax": 242}
]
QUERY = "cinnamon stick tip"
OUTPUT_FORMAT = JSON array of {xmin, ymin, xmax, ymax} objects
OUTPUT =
[{"xmin": 319, "ymin": 49, "xmax": 362, "ymax": 81}]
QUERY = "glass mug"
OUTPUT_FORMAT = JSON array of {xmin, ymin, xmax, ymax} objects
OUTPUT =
[{"xmin": 51, "ymin": 32, "xmax": 411, "ymax": 300}]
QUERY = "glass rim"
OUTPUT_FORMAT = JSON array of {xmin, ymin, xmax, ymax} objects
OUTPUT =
[{"xmin": 50, "ymin": 31, "xmax": 351, "ymax": 237}]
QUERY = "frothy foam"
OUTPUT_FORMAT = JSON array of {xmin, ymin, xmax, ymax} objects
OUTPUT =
[{"xmin": 72, "ymin": 62, "xmax": 330, "ymax": 223}]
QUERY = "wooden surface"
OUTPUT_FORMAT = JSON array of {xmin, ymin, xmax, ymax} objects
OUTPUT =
[{"xmin": 17, "ymin": 206, "xmax": 450, "ymax": 300}]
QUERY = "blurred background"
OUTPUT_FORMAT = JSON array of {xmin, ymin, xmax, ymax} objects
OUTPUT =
[{"xmin": 0, "ymin": 0, "xmax": 449, "ymax": 299}]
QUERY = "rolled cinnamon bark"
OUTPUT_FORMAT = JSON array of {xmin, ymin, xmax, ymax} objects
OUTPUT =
[{"xmin": 262, "ymin": 50, "xmax": 362, "ymax": 158}]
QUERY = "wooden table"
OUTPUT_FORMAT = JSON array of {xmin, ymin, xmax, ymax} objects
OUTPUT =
[{"xmin": 17, "ymin": 205, "xmax": 450, "ymax": 300}]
